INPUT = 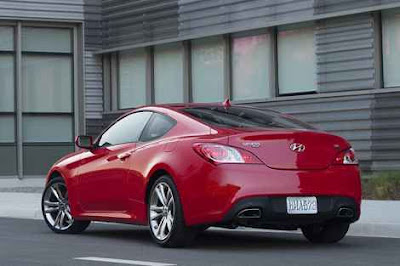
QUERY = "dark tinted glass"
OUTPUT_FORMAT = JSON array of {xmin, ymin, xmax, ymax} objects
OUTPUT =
[
  {"xmin": 183, "ymin": 106, "xmax": 314, "ymax": 130},
  {"xmin": 98, "ymin": 111, "xmax": 152, "ymax": 147},
  {"xmin": 140, "ymin": 113, "xmax": 176, "ymax": 142}
]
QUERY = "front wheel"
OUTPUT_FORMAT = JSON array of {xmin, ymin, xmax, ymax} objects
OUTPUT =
[
  {"xmin": 42, "ymin": 176, "xmax": 90, "ymax": 234},
  {"xmin": 148, "ymin": 176, "xmax": 197, "ymax": 247},
  {"xmin": 301, "ymin": 222, "xmax": 350, "ymax": 243}
]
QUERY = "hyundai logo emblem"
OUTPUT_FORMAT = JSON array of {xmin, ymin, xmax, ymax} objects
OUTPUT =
[{"xmin": 290, "ymin": 143, "xmax": 306, "ymax": 152}]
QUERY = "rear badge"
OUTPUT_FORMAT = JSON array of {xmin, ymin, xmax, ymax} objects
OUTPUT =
[
  {"xmin": 242, "ymin": 142, "xmax": 261, "ymax": 148},
  {"xmin": 290, "ymin": 143, "xmax": 306, "ymax": 153}
]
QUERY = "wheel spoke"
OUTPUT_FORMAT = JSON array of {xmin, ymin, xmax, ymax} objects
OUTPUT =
[
  {"xmin": 159, "ymin": 216, "xmax": 167, "ymax": 238},
  {"xmin": 155, "ymin": 186, "xmax": 167, "ymax": 206},
  {"xmin": 45, "ymin": 207, "xmax": 60, "ymax": 213},
  {"xmin": 166, "ymin": 215, "xmax": 173, "ymax": 231},
  {"xmin": 150, "ymin": 210, "xmax": 163, "ymax": 221},
  {"xmin": 64, "ymin": 209, "xmax": 73, "ymax": 222},
  {"xmin": 50, "ymin": 187, "xmax": 62, "ymax": 203},
  {"xmin": 53, "ymin": 211, "xmax": 62, "ymax": 228},
  {"xmin": 44, "ymin": 200, "xmax": 60, "ymax": 208},
  {"xmin": 55, "ymin": 184, "xmax": 65, "ymax": 201},
  {"xmin": 156, "ymin": 217, "xmax": 166, "ymax": 237}
]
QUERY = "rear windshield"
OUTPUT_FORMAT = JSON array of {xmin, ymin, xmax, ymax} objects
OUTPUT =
[{"xmin": 182, "ymin": 106, "xmax": 315, "ymax": 130}]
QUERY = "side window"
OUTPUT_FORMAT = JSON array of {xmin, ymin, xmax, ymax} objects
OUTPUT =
[
  {"xmin": 98, "ymin": 111, "xmax": 152, "ymax": 147},
  {"xmin": 140, "ymin": 113, "xmax": 176, "ymax": 142}
]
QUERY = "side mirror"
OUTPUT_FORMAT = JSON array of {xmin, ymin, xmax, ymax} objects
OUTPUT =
[{"xmin": 75, "ymin": 135, "xmax": 93, "ymax": 149}]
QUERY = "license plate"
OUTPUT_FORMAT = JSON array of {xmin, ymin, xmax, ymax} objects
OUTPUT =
[{"xmin": 286, "ymin": 197, "xmax": 318, "ymax": 214}]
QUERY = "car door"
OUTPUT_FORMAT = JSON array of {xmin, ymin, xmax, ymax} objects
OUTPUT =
[
  {"xmin": 77, "ymin": 111, "xmax": 153, "ymax": 216},
  {"xmin": 124, "ymin": 112, "xmax": 177, "ymax": 220}
]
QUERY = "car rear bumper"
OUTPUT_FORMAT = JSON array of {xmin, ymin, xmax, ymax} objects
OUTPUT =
[
  {"xmin": 179, "ymin": 163, "xmax": 362, "ymax": 226},
  {"xmin": 219, "ymin": 196, "xmax": 360, "ymax": 230}
]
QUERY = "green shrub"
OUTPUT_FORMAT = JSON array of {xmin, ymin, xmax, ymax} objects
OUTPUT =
[{"xmin": 362, "ymin": 171, "xmax": 400, "ymax": 200}]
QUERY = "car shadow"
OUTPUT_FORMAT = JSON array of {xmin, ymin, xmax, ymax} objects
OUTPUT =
[{"xmin": 80, "ymin": 223, "xmax": 353, "ymax": 251}]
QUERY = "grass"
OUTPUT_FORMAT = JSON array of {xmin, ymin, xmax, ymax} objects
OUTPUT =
[{"xmin": 362, "ymin": 171, "xmax": 400, "ymax": 200}]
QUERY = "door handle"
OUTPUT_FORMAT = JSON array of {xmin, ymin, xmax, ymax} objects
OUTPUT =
[{"xmin": 117, "ymin": 152, "xmax": 131, "ymax": 161}]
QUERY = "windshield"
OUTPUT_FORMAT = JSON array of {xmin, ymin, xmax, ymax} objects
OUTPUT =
[{"xmin": 182, "ymin": 106, "xmax": 315, "ymax": 130}]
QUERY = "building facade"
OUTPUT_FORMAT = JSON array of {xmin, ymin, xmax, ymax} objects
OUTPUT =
[{"xmin": 1, "ymin": 0, "xmax": 400, "ymax": 179}]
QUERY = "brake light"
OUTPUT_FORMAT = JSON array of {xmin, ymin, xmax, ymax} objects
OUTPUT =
[
  {"xmin": 333, "ymin": 148, "xmax": 358, "ymax": 165},
  {"xmin": 193, "ymin": 143, "xmax": 262, "ymax": 164}
]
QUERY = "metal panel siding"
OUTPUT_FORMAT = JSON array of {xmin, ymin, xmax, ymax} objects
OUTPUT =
[
  {"xmin": 84, "ymin": 0, "xmax": 104, "ymax": 121},
  {"xmin": 316, "ymin": 13, "xmax": 377, "ymax": 92},
  {"xmin": 0, "ymin": 0, "xmax": 85, "ymax": 20},
  {"xmin": 102, "ymin": 0, "xmax": 179, "ymax": 48},
  {"xmin": 371, "ymin": 92, "xmax": 400, "ymax": 171},
  {"xmin": 101, "ymin": 0, "xmax": 400, "ymax": 51}
]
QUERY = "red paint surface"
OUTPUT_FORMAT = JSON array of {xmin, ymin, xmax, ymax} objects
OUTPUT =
[{"xmin": 46, "ymin": 104, "xmax": 362, "ymax": 226}]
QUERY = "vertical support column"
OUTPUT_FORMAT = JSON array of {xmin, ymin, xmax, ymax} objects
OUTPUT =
[
  {"xmin": 16, "ymin": 22, "xmax": 23, "ymax": 180},
  {"xmin": 223, "ymin": 34, "xmax": 231, "ymax": 100},
  {"xmin": 271, "ymin": 27, "xmax": 278, "ymax": 97},
  {"xmin": 73, "ymin": 26, "xmax": 80, "ymax": 140},
  {"xmin": 373, "ymin": 11, "xmax": 383, "ymax": 89},
  {"xmin": 103, "ymin": 54, "xmax": 111, "ymax": 112},
  {"xmin": 183, "ymin": 40, "xmax": 191, "ymax": 103},
  {"xmin": 110, "ymin": 53, "xmax": 118, "ymax": 111},
  {"xmin": 146, "ymin": 47, "xmax": 154, "ymax": 105}
]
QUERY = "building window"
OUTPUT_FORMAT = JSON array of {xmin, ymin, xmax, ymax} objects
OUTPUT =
[
  {"xmin": 278, "ymin": 24, "xmax": 317, "ymax": 94},
  {"xmin": 382, "ymin": 9, "xmax": 400, "ymax": 87},
  {"xmin": 21, "ymin": 27, "xmax": 73, "ymax": 143},
  {"xmin": 191, "ymin": 36, "xmax": 225, "ymax": 103},
  {"xmin": 0, "ymin": 26, "xmax": 15, "ymax": 143},
  {"xmin": 118, "ymin": 48, "xmax": 147, "ymax": 109},
  {"xmin": 231, "ymin": 32, "xmax": 273, "ymax": 101},
  {"xmin": 154, "ymin": 43, "xmax": 184, "ymax": 104}
]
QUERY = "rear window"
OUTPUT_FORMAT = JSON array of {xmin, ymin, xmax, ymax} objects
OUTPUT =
[{"xmin": 182, "ymin": 106, "xmax": 315, "ymax": 130}]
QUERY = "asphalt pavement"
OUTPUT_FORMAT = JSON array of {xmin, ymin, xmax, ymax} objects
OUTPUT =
[{"xmin": 0, "ymin": 218, "xmax": 399, "ymax": 266}]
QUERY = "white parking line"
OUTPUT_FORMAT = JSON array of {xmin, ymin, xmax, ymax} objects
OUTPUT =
[{"xmin": 74, "ymin": 257, "xmax": 176, "ymax": 266}]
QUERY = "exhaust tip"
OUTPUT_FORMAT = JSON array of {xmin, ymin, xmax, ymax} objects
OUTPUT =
[
  {"xmin": 337, "ymin": 207, "xmax": 354, "ymax": 218},
  {"xmin": 237, "ymin": 208, "xmax": 262, "ymax": 219}
]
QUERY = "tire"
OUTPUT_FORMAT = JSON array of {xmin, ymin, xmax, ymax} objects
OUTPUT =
[
  {"xmin": 148, "ymin": 175, "xmax": 197, "ymax": 248},
  {"xmin": 301, "ymin": 222, "xmax": 350, "ymax": 244},
  {"xmin": 42, "ymin": 176, "xmax": 90, "ymax": 234}
]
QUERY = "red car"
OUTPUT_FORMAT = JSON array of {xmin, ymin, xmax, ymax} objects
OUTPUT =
[{"xmin": 41, "ymin": 102, "xmax": 361, "ymax": 247}]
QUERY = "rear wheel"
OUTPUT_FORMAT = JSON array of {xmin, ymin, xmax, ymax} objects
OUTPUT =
[
  {"xmin": 42, "ymin": 176, "xmax": 90, "ymax": 234},
  {"xmin": 148, "ymin": 176, "xmax": 197, "ymax": 247},
  {"xmin": 301, "ymin": 222, "xmax": 350, "ymax": 243}
]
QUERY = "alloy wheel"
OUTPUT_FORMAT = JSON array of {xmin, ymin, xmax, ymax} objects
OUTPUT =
[
  {"xmin": 149, "ymin": 182, "xmax": 175, "ymax": 241},
  {"xmin": 43, "ymin": 182, "xmax": 74, "ymax": 231}
]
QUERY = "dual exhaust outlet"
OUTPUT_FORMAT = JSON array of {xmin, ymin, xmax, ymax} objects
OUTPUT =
[{"xmin": 236, "ymin": 207, "xmax": 354, "ymax": 219}]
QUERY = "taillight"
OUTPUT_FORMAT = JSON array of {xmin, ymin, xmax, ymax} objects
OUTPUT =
[
  {"xmin": 333, "ymin": 148, "xmax": 358, "ymax": 165},
  {"xmin": 193, "ymin": 143, "xmax": 262, "ymax": 164}
]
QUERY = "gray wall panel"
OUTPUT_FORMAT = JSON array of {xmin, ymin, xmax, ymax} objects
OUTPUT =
[
  {"xmin": 0, "ymin": 146, "xmax": 17, "ymax": 176},
  {"xmin": 23, "ymin": 145, "xmax": 74, "ymax": 175}
]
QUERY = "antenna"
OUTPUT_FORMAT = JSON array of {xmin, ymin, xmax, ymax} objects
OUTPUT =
[{"xmin": 222, "ymin": 98, "xmax": 231, "ymax": 108}]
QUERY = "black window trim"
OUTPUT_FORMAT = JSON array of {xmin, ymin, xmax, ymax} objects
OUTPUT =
[{"xmin": 138, "ymin": 112, "xmax": 177, "ymax": 143}]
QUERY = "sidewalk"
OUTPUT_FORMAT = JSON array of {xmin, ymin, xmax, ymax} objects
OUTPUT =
[{"xmin": 1, "ymin": 179, "xmax": 400, "ymax": 238}]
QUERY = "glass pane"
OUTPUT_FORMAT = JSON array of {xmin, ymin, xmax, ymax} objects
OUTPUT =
[
  {"xmin": 22, "ymin": 55, "xmax": 72, "ymax": 113},
  {"xmin": 23, "ymin": 115, "xmax": 73, "ymax": 142},
  {"xmin": 154, "ymin": 43, "xmax": 184, "ymax": 104},
  {"xmin": 22, "ymin": 27, "xmax": 72, "ymax": 53},
  {"xmin": 192, "ymin": 36, "xmax": 225, "ymax": 103},
  {"xmin": 0, "ymin": 26, "xmax": 14, "ymax": 51},
  {"xmin": 232, "ymin": 34, "xmax": 272, "ymax": 101},
  {"xmin": 0, "ymin": 116, "xmax": 15, "ymax": 143},
  {"xmin": 140, "ymin": 113, "xmax": 176, "ymax": 142},
  {"xmin": 98, "ymin": 111, "xmax": 152, "ymax": 147},
  {"xmin": 383, "ymin": 10, "xmax": 400, "ymax": 87},
  {"xmin": 119, "ymin": 49, "xmax": 147, "ymax": 109},
  {"xmin": 278, "ymin": 25, "xmax": 317, "ymax": 94},
  {"xmin": 0, "ymin": 55, "xmax": 14, "ymax": 112}
]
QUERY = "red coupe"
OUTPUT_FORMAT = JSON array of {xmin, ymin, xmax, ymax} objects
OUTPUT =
[{"xmin": 41, "ymin": 102, "xmax": 361, "ymax": 247}]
